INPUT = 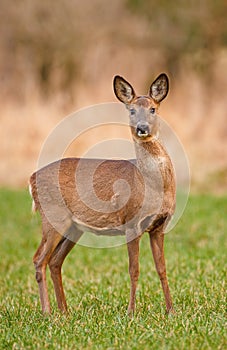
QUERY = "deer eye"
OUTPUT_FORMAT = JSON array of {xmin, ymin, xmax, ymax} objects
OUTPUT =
[
  {"xmin": 150, "ymin": 107, "xmax": 156, "ymax": 114},
  {"xmin": 130, "ymin": 108, "xmax": 136, "ymax": 115}
]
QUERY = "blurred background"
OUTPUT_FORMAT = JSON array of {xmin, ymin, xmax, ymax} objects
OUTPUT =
[{"xmin": 0, "ymin": 0, "xmax": 226, "ymax": 192}]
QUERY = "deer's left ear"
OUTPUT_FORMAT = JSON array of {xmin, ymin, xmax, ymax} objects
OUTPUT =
[
  {"xmin": 149, "ymin": 73, "xmax": 169, "ymax": 102},
  {"xmin": 113, "ymin": 75, "xmax": 136, "ymax": 104}
]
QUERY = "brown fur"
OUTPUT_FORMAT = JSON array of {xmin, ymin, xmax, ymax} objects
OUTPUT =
[{"xmin": 30, "ymin": 73, "xmax": 176, "ymax": 314}]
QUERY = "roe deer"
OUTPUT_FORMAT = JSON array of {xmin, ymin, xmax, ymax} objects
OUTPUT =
[{"xmin": 29, "ymin": 73, "xmax": 176, "ymax": 314}]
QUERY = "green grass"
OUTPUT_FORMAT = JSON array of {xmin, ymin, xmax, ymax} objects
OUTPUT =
[{"xmin": 0, "ymin": 189, "xmax": 226, "ymax": 350}]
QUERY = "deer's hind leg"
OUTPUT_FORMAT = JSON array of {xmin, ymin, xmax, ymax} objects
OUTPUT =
[
  {"xmin": 33, "ymin": 217, "xmax": 63, "ymax": 313},
  {"xmin": 48, "ymin": 229, "xmax": 83, "ymax": 312}
]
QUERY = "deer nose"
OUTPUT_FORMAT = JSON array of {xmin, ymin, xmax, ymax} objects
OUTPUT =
[{"xmin": 136, "ymin": 123, "xmax": 150, "ymax": 137}]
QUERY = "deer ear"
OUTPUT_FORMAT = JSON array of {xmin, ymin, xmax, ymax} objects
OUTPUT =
[
  {"xmin": 113, "ymin": 76, "xmax": 136, "ymax": 104},
  {"xmin": 149, "ymin": 73, "xmax": 169, "ymax": 102}
]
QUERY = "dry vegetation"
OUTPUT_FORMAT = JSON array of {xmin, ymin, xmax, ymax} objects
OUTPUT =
[{"xmin": 0, "ymin": 0, "xmax": 227, "ymax": 192}]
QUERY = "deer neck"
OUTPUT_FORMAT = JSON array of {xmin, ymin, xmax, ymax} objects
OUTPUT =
[{"xmin": 134, "ymin": 138, "xmax": 164, "ymax": 176}]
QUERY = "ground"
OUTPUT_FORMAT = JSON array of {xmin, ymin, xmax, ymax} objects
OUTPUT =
[{"xmin": 0, "ymin": 189, "xmax": 226, "ymax": 349}]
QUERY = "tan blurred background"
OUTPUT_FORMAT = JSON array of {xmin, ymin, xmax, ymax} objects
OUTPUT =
[{"xmin": 0, "ymin": 0, "xmax": 226, "ymax": 193}]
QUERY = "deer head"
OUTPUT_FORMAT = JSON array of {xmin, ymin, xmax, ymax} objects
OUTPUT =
[{"xmin": 113, "ymin": 73, "xmax": 169, "ymax": 142}]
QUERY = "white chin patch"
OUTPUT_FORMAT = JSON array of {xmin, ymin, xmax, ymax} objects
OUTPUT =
[{"xmin": 137, "ymin": 131, "xmax": 149, "ymax": 138}]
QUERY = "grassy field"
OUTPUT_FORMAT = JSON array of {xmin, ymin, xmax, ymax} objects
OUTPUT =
[{"xmin": 0, "ymin": 189, "xmax": 226, "ymax": 350}]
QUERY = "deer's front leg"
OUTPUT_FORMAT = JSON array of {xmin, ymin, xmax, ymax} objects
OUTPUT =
[
  {"xmin": 149, "ymin": 230, "xmax": 174, "ymax": 314},
  {"xmin": 127, "ymin": 236, "xmax": 140, "ymax": 315}
]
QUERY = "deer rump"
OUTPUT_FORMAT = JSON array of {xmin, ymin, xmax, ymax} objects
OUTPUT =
[{"xmin": 30, "ymin": 157, "xmax": 171, "ymax": 241}]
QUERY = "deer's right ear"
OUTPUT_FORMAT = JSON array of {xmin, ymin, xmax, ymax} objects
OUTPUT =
[{"xmin": 113, "ymin": 76, "xmax": 136, "ymax": 104}]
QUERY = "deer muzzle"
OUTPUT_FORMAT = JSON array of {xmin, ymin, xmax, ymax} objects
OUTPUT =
[{"xmin": 136, "ymin": 123, "xmax": 150, "ymax": 138}]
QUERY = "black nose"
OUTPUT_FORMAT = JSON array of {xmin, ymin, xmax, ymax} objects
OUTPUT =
[{"xmin": 136, "ymin": 123, "xmax": 150, "ymax": 137}]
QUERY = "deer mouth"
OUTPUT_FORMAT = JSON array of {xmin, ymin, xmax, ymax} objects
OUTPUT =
[
  {"xmin": 137, "ymin": 130, "xmax": 149, "ymax": 138},
  {"xmin": 136, "ymin": 128, "xmax": 151, "ymax": 140},
  {"xmin": 136, "ymin": 124, "xmax": 150, "ymax": 139}
]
